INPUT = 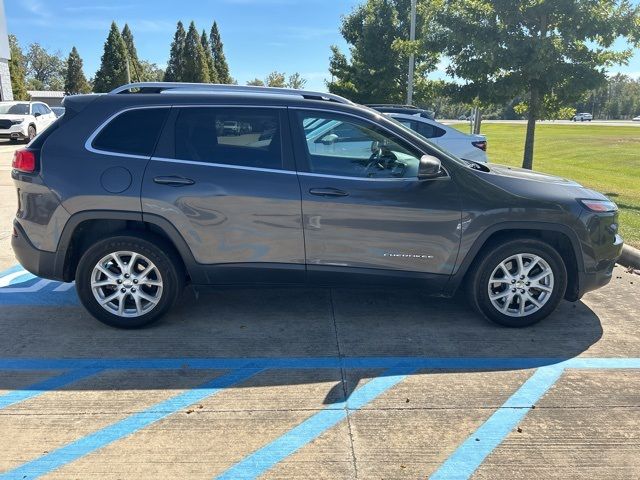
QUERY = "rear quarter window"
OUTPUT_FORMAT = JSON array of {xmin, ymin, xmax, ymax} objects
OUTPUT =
[{"xmin": 91, "ymin": 108, "xmax": 169, "ymax": 157}]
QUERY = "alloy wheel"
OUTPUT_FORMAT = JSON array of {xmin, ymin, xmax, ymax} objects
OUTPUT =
[
  {"xmin": 90, "ymin": 251, "xmax": 163, "ymax": 317},
  {"xmin": 487, "ymin": 253, "xmax": 554, "ymax": 317}
]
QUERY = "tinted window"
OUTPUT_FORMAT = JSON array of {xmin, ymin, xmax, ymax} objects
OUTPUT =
[
  {"xmin": 296, "ymin": 112, "xmax": 421, "ymax": 179},
  {"xmin": 40, "ymin": 104, "xmax": 52, "ymax": 114},
  {"xmin": 173, "ymin": 108, "xmax": 282, "ymax": 170},
  {"xmin": 92, "ymin": 108, "xmax": 169, "ymax": 156},
  {"xmin": 397, "ymin": 119, "xmax": 445, "ymax": 139}
]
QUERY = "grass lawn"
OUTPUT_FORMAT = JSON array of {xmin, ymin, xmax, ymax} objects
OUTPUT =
[{"xmin": 452, "ymin": 123, "xmax": 640, "ymax": 248}]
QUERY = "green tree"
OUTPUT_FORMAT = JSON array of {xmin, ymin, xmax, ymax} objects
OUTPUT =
[
  {"xmin": 121, "ymin": 24, "xmax": 143, "ymax": 82},
  {"xmin": 93, "ymin": 22, "xmax": 130, "ymax": 92},
  {"xmin": 25, "ymin": 43, "xmax": 65, "ymax": 90},
  {"xmin": 64, "ymin": 46, "xmax": 91, "ymax": 95},
  {"xmin": 139, "ymin": 60, "xmax": 165, "ymax": 82},
  {"xmin": 265, "ymin": 71, "xmax": 286, "ymax": 87},
  {"xmin": 8, "ymin": 35, "xmax": 28, "ymax": 100},
  {"xmin": 246, "ymin": 78, "xmax": 265, "ymax": 86},
  {"xmin": 201, "ymin": 30, "xmax": 218, "ymax": 83},
  {"xmin": 328, "ymin": 0, "xmax": 439, "ymax": 103},
  {"xmin": 182, "ymin": 22, "xmax": 211, "ymax": 83},
  {"xmin": 287, "ymin": 73, "xmax": 307, "ymax": 89},
  {"xmin": 164, "ymin": 21, "xmax": 186, "ymax": 82},
  {"xmin": 210, "ymin": 21, "xmax": 232, "ymax": 84},
  {"xmin": 430, "ymin": 0, "xmax": 640, "ymax": 169}
]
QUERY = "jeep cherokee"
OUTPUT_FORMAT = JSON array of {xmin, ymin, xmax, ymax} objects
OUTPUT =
[{"xmin": 11, "ymin": 82, "xmax": 623, "ymax": 328}]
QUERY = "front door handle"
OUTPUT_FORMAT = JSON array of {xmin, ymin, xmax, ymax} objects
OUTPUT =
[
  {"xmin": 309, "ymin": 187, "xmax": 349, "ymax": 197},
  {"xmin": 153, "ymin": 176, "xmax": 195, "ymax": 187}
]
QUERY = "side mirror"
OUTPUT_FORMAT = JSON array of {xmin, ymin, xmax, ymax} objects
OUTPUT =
[
  {"xmin": 34, "ymin": 112, "xmax": 41, "ymax": 118},
  {"xmin": 320, "ymin": 133, "xmax": 339, "ymax": 145},
  {"xmin": 418, "ymin": 154, "xmax": 442, "ymax": 179}
]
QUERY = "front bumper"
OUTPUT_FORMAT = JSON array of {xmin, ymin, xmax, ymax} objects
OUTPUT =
[
  {"xmin": 0, "ymin": 124, "xmax": 29, "ymax": 140},
  {"xmin": 573, "ymin": 233, "xmax": 624, "ymax": 299},
  {"xmin": 0, "ymin": 132, "xmax": 27, "ymax": 140},
  {"xmin": 11, "ymin": 221, "xmax": 65, "ymax": 281}
]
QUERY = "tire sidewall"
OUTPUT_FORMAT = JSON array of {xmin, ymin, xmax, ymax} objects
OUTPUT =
[
  {"xmin": 470, "ymin": 240, "xmax": 568, "ymax": 327},
  {"xmin": 76, "ymin": 235, "xmax": 183, "ymax": 328}
]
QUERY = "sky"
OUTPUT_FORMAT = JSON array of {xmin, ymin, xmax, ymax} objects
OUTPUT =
[{"xmin": 5, "ymin": 0, "xmax": 640, "ymax": 92}]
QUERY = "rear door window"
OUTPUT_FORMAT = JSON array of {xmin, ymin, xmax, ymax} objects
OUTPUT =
[
  {"xmin": 172, "ymin": 107, "xmax": 283, "ymax": 170},
  {"xmin": 91, "ymin": 108, "xmax": 170, "ymax": 157}
]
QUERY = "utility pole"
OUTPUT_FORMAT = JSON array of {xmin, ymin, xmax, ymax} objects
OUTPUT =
[
  {"xmin": 125, "ymin": 58, "xmax": 131, "ymax": 84},
  {"xmin": 406, "ymin": 0, "xmax": 417, "ymax": 105}
]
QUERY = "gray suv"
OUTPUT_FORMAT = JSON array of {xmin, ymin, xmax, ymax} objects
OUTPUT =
[{"xmin": 11, "ymin": 82, "xmax": 623, "ymax": 329}]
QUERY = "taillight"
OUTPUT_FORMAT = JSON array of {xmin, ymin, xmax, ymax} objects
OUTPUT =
[
  {"xmin": 12, "ymin": 150, "xmax": 37, "ymax": 173},
  {"xmin": 472, "ymin": 141, "xmax": 487, "ymax": 152}
]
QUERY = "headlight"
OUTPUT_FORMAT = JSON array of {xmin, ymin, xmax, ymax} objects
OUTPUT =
[
  {"xmin": 10, "ymin": 118, "xmax": 25, "ymax": 125},
  {"xmin": 579, "ymin": 199, "xmax": 618, "ymax": 212}
]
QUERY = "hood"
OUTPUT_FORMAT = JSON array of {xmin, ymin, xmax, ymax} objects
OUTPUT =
[
  {"xmin": 0, "ymin": 114, "xmax": 28, "ymax": 120},
  {"xmin": 487, "ymin": 163, "xmax": 581, "ymax": 187}
]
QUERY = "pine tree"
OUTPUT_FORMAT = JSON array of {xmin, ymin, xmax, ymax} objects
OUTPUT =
[
  {"xmin": 210, "ymin": 22, "xmax": 232, "ymax": 84},
  {"xmin": 201, "ymin": 30, "xmax": 218, "ymax": 83},
  {"xmin": 121, "ymin": 24, "xmax": 143, "ymax": 82},
  {"xmin": 182, "ymin": 22, "xmax": 210, "ymax": 83},
  {"xmin": 8, "ymin": 35, "xmax": 28, "ymax": 100},
  {"xmin": 164, "ymin": 21, "xmax": 186, "ymax": 82},
  {"xmin": 93, "ymin": 22, "xmax": 129, "ymax": 92},
  {"xmin": 64, "ymin": 47, "xmax": 90, "ymax": 95}
]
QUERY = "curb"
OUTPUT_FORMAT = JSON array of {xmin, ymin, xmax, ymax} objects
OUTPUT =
[{"xmin": 618, "ymin": 244, "xmax": 640, "ymax": 270}]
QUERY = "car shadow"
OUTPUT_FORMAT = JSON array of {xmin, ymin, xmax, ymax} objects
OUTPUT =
[{"xmin": 0, "ymin": 285, "xmax": 604, "ymax": 404}]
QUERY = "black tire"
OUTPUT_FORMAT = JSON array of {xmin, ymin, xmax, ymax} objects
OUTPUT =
[
  {"xmin": 466, "ymin": 238, "xmax": 567, "ymax": 327},
  {"xmin": 76, "ymin": 234, "xmax": 184, "ymax": 328}
]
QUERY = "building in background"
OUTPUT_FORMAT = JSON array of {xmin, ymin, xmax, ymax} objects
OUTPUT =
[
  {"xmin": 27, "ymin": 90, "xmax": 65, "ymax": 107},
  {"xmin": 0, "ymin": 0, "xmax": 11, "ymax": 101}
]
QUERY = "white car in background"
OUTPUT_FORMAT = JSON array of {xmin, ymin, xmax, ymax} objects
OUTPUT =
[
  {"xmin": 388, "ymin": 113, "xmax": 488, "ymax": 163},
  {"xmin": 572, "ymin": 112, "xmax": 593, "ymax": 122},
  {"xmin": 633, "ymin": 115, "xmax": 640, "ymax": 122},
  {"xmin": 0, "ymin": 101, "xmax": 57, "ymax": 143}
]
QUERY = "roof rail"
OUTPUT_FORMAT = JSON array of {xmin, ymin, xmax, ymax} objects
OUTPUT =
[
  {"xmin": 366, "ymin": 104, "xmax": 419, "ymax": 109},
  {"xmin": 109, "ymin": 82, "xmax": 353, "ymax": 105}
]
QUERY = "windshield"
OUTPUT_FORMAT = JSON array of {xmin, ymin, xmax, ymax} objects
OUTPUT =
[{"xmin": 0, "ymin": 103, "xmax": 30, "ymax": 115}]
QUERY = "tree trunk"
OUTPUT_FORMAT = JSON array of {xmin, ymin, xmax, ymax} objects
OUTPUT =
[
  {"xmin": 522, "ymin": 86, "xmax": 539, "ymax": 170},
  {"xmin": 472, "ymin": 108, "xmax": 482, "ymax": 134}
]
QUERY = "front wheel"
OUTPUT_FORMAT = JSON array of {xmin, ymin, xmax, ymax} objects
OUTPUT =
[
  {"xmin": 26, "ymin": 125, "xmax": 37, "ymax": 143},
  {"xmin": 76, "ymin": 235, "xmax": 184, "ymax": 328},
  {"xmin": 467, "ymin": 239, "xmax": 567, "ymax": 327}
]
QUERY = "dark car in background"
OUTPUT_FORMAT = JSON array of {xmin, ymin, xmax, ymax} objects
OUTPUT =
[{"xmin": 11, "ymin": 82, "xmax": 623, "ymax": 329}]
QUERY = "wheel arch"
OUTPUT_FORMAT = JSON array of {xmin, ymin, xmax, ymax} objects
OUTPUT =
[
  {"xmin": 446, "ymin": 222, "xmax": 583, "ymax": 301},
  {"xmin": 56, "ymin": 211, "xmax": 202, "ymax": 283}
]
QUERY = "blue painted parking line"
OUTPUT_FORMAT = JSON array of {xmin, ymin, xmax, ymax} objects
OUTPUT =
[
  {"xmin": 216, "ymin": 366, "xmax": 417, "ymax": 480},
  {"xmin": 0, "ymin": 367, "xmax": 263, "ymax": 480},
  {"xmin": 430, "ymin": 364, "xmax": 566, "ymax": 480},
  {"xmin": 0, "ymin": 266, "xmax": 77, "ymax": 306},
  {"xmin": 0, "ymin": 368, "xmax": 103, "ymax": 410},
  {"xmin": 1, "ymin": 357, "xmax": 640, "ymax": 371}
]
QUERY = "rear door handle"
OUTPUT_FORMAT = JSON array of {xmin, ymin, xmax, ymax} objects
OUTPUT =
[
  {"xmin": 309, "ymin": 188, "xmax": 349, "ymax": 197},
  {"xmin": 153, "ymin": 176, "xmax": 195, "ymax": 187}
]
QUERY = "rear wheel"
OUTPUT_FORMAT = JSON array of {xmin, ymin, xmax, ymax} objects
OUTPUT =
[
  {"xmin": 76, "ymin": 235, "xmax": 184, "ymax": 328},
  {"xmin": 467, "ymin": 239, "xmax": 567, "ymax": 327}
]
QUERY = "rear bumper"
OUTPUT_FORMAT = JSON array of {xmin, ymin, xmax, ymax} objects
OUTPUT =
[{"xmin": 11, "ymin": 221, "xmax": 65, "ymax": 281}]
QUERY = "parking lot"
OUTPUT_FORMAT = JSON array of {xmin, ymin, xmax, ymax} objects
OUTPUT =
[{"xmin": 0, "ymin": 140, "xmax": 638, "ymax": 479}]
